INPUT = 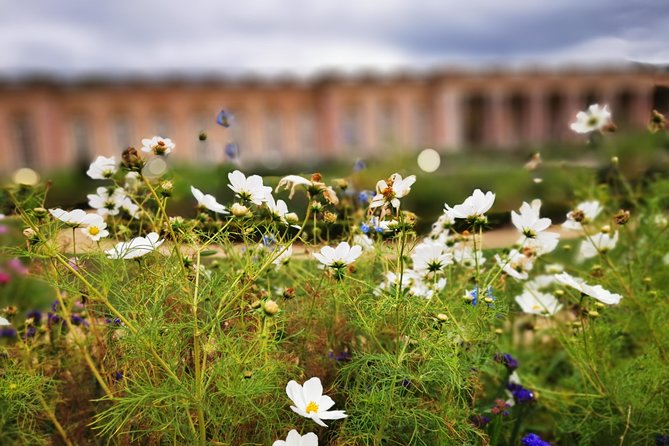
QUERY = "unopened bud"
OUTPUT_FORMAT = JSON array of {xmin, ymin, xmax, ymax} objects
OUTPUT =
[
  {"xmin": 263, "ymin": 300, "xmax": 280, "ymax": 316},
  {"xmin": 198, "ymin": 131, "xmax": 208, "ymax": 141},
  {"xmin": 250, "ymin": 300, "xmax": 262, "ymax": 310},
  {"xmin": 32, "ymin": 207, "xmax": 47, "ymax": 218},
  {"xmin": 284, "ymin": 212, "xmax": 299, "ymax": 224},
  {"xmin": 436, "ymin": 313, "xmax": 449, "ymax": 322},
  {"xmin": 231, "ymin": 203, "xmax": 250, "ymax": 217},
  {"xmin": 588, "ymin": 310, "xmax": 600, "ymax": 318},
  {"xmin": 611, "ymin": 156, "xmax": 619, "ymax": 165},
  {"xmin": 614, "ymin": 209, "xmax": 630, "ymax": 225},
  {"xmin": 323, "ymin": 211, "xmax": 337, "ymax": 224},
  {"xmin": 160, "ymin": 180, "xmax": 173, "ymax": 197},
  {"xmin": 332, "ymin": 178, "xmax": 349, "ymax": 190},
  {"xmin": 494, "ymin": 328, "xmax": 503, "ymax": 335},
  {"xmin": 600, "ymin": 224, "xmax": 611, "ymax": 234},
  {"xmin": 243, "ymin": 370, "xmax": 253, "ymax": 379},
  {"xmin": 311, "ymin": 172, "xmax": 322, "ymax": 183},
  {"xmin": 283, "ymin": 288, "xmax": 295, "ymax": 300},
  {"xmin": 22, "ymin": 228, "xmax": 36, "ymax": 239}
]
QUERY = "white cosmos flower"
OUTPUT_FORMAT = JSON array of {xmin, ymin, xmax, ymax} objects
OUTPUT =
[
  {"xmin": 578, "ymin": 231, "xmax": 619, "ymax": 260},
  {"xmin": 272, "ymin": 245, "xmax": 293, "ymax": 269},
  {"xmin": 276, "ymin": 174, "xmax": 339, "ymax": 205},
  {"xmin": 86, "ymin": 156, "xmax": 117, "ymax": 180},
  {"xmin": 49, "ymin": 208, "xmax": 103, "ymax": 227},
  {"xmin": 272, "ymin": 430, "xmax": 318, "ymax": 446},
  {"xmin": 445, "ymin": 189, "xmax": 495, "ymax": 222},
  {"xmin": 430, "ymin": 210, "xmax": 455, "ymax": 238},
  {"xmin": 190, "ymin": 186, "xmax": 228, "ymax": 214},
  {"xmin": 87, "ymin": 187, "xmax": 126, "ymax": 217},
  {"xmin": 495, "ymin": 249, "xmax": 533, "ymax": 281},
  {"xmin": 286, "ymin": 377, "xmax": 347, "ymax": 427},
  {"xmin": 353, "ymin": 233, "xmax": 374, "ymax": 252},
  {"xmin": 411, "ymin": 241, "xmax": 453, "ymax": 274},
  {"xmin": 562, "ymin": 200, "xmax": 602, "ymax": 231},
  {"xmin": 80, "ymin": 215, "xmax": 109, "ymax": 241},
  {"xmin": 227, "ymin": 170, "xmax": 272, "ymax": 206},
  {"xmin": 313, "ymin": 242, "xmax": 362, "ymax": 268},
  {"xmin": 451, "ymin": 243, "xmax": 486, "ymax": 268},
  {"xmin": 570, "ymin": 104, "xmax": 612, "ymax": 134},
  {"xmin": 555, "ymin": 272, "xmax": 622, "ymax": 305},
  {"xmin": 105, "ymin": 232, "xmax": 164, "ymax": 259},
  {"xmin": 370, "ymin": 173, "xmax": 416, "ymax": 209},
  {"xmin": 515, "ymin": 290, "xmax": 562, "ymax": 316},
  {"xmin": 141, "ymin": 136, "xmax": 175, "ymax": 155},
  {"xmin": 264, "ymin": 191, "xmax": 293, "ymax": 225},
  {"xmin": 409, "ymin": 276, "xmax": 447, "ymax": 299},
  {"xmin": 0, "ymin": 316, "xmax": 10, "ymax": 326},
  {"xmin": 512, "ymin": 200, "xmax": 551, "ymax": 239}
]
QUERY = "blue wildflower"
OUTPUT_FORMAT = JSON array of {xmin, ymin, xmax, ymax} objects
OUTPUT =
[
  {"xmin": 0, "ymin": 327, "xmax": 17, "ymax": 338},
  {"xmin": 262, "ymin": 234, "xmax": 276, "ymax": 248},
  {"xmin": 469, "ymin": 286, "xmax": 495, "ymax": 307},
  {"xmin": 353, "ymin": 159, "xmax": 367, "ymax": 172},
  {"xmin": 51, "ymin": 301, "xmax": 60, "ymax": 312},
  {"xmin": 216, "ymin": 109, "xmax": 234, "ymax": 128},
  {"xmin": 507, "ymin": 382, "xmax": 536, "ymax": 404},
  {"xmin": 521, "ymin": 433, "xmax": 551, "ymax": 446},
  {"xmin": 24, "ymin": 326, "xmax": 37, "ymax": 339},
  {"xmin": 494, "ymin": 353, "xmax": 519, "ymax": 371},
  {"xmin": 26, "ymin": 310, "xmax": 43, "ymax": 325},
  {"xmin": 224, "ymin": 142, "xmax": 239, "ymax": 160},
  {"xmin": 70, "ymin": 314, "xmax": 88, "ymax": 326},
  {"xmin": 469, "ymin": 414, "xmax": 491, "ymax": 428},
  {"xmin": 113, "ymin": 371, "xmax": 124, "ymax": 381},
  {"xmin": 358, "ymin": 190, "xmax": 373, "ymax": 206}
]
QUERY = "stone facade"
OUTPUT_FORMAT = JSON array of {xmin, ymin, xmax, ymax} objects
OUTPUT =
[{"xmin": 1, "ymin": 65, "xmax": 668, "ymax": 172}]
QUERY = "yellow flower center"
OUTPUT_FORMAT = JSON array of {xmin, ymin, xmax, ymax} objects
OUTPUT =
[
  {"xmin": 305, "ymin": 401, "xmax": 319, "ymax": 414},
  {"xmin": 89, "ymin": 226, "xmax": 100, "ymax": 236}
]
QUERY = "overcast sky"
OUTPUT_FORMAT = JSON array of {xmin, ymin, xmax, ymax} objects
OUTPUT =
[{"xmin": 1, "ymin": 0, "xmax": 668, "ymax": 78}]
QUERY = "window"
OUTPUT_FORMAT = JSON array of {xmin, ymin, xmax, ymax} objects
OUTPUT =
[
  {"xmin": 342, "ymin": 105, "xmax": 360, "ymax": 149},
  {"xmin": 13, "ymin": 114, "xmax": 37, "ymax": 167},
  {"xmin": 112, "ymin": 114, "xmax": 133, "ymax": 149},
  {"xmin": 71, "ymin": 115, "xmax": 92, "ymax": 164}
]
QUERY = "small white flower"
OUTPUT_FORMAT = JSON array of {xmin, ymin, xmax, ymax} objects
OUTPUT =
[
  {"xmin": 445, "ymin": 189, "xmax": 495, "ymax": 222},
  {"xmin": 411, "ymin": 241, "xmax": 453, "ymax": 274},
  {"xmin": 515, "ymin": 290, "xmax": 562, "ymax": 316},
  {"xmin": 190, "ymin": 186, "xmax": 228, "ymax": 214},
  {"xmin": 555, "ymin": 272, "xmax": 622, "ymax": 305},
  {"xmin": 275, "ymin": 174, "xmax": 340, "ymax": 205},
  {"xmin": 49, "ymin": 208, "xmax": 102, "ymax": 227},
  {"xmin": 141, "ymin": 136, "xmax": 175, "ymax": 155},
  {"xmin": 570, "ymin": 104, "xmax": 612, "ymax": 134},
  {"xmin": 451, "ymin": 243, "xmax": 486, "ymax": 268},
  {"xmin": 105, "ymin": 232, "xmax": 164, "ymax": 259},
  {"xmin": 430, "ymin": 211, "xmax": 455, "ymax": 238},
  {"xmin": 86, "ymin": 156, "xmax": 117, "ymax": 180},
  {"xmin": 495, "ymin": 249, "xmax": 533, "ymax": 281},
  {"xmin": 227, "ymin": 170, "xmax": 272, "ymax": 206},
  {"xmin": 286, "ymin": 377, "xmax": 347, "ymax": 427},
  {"xmin": 313, "ymin": 242, "xmax": 362, "ymax": 268},
  {"xmin": 370, "ymin": 173, "xmax": 416, "ymax": 209},
  {"xmin": 80, "ymin": 215, "xmax": 109, "ymax": 241},
  {"xmin": 264, "ymin": 191, "xmax": 293, "ymax": 225},
  {"xmin": 0, "ymin": 316, "xmax": 10, "ymax": 326},
  {"xmin": 272, "ymin": 245, "xmax": 293, "ymax": 269},
  {"xmin": 353, "ymin": 233, "xmax": 374, "ymax": 252},
  {"xmin": 511, "ymin": 200, "xmax": 551, "ymax": 239},
  {"xmin": 272, "ymin": 430, "xmax": 318, "ymax": 446},
  {"xmin": 578, "ymin": 231, "xmax": 619, "ymax": 260},
  {"xmin": 87, "ymin": 187, "xmax": 126, "ymax": 217},
  {"xmin": 562, "ymin": 200, "xmax": 603, "ymax": 231}
]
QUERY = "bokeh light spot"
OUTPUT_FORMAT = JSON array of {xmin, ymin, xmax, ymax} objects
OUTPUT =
[
  {"xmin": 13, "ymin": 168, "xmax": 39, "ymax": 186},
  {"xmin": 417, "ymin": 148, "xmax": 441, "ymax": 173},
  {"xmin": 142, "ymin": 157, "xmax": 168, "ymax": 178}
]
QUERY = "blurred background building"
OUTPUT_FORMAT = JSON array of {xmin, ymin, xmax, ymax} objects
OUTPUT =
[{"xmin": 1, "ymin": 64, "xmax": 668, "ymax": 173}]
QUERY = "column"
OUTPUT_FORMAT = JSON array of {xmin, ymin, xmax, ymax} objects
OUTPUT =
[
  {"xmin": 438, "ymin": 87, "xmax": 462, "ymax": 151},
  {"xmin": 528, "ymin": 88, "xmax": 547, "ymax": 144},
  {"xmin": 488, "ymin": 88, "xmax": 511, "ymax": 148}
]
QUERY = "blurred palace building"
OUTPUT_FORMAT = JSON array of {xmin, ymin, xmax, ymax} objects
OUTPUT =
[{"xmin": 1, "ymin": 65, "xmax": 669, "ymax": 172}]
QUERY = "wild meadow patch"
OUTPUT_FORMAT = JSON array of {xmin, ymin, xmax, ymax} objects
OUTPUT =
[{"xmin": 1, "ymin": 106, "xmax": 668, "ymax": 445}]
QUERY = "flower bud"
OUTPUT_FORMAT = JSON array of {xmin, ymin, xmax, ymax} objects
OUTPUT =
[
  {"xmin": 121, "ymin": 147, "xmax": 143, "ymax": 170},
  {"xmin": 243, "ymin": 370, "xmax": 253, "ymax": 379},
  {"xmin": 588, "ymin": 310, "xmax": 600, "ymax": 318},
  {"xmin": 22, "ymin": 228, "xmax": 36, "ymax": 240},
  {"xmin": 231, "ymin": 203, "xmax": 250, "ymax": 217},
  {"xmin": 32, "ymin": 207, "xmax": 48, "ymax": 218},
  {"xmin": 600, "ymin": 224, "xmax": 611, "ymax": 234},
  {"xmin": 310, "ymin": 173, "xmax": 322, "ymax": 183},
  {"xmin": 263, "ymin": 300, "xmax": 280, "ymax": 316},
  {"xmin": 332, "ymin": 178, "xmax": 349, "ymax": 190},
  {"xmin": 160, "ymin": 180, "xmax": 173, "ymax": 197},
  {"xmin": 283, "ymin": 288, "xmax": 295, "ymax": 300},
  {"xmin": 198, "ymin": 131, "xmax": 208, "ymax": 141},
  {"xmin": 614, "ymin": 209, "xmax": 630, "ymax": 225},
  {"xmin": 436, "ymin": 313, "xmax": 449, "ymax": 322},
  {"xmin": 611, "ymin": 156, "xmax": 619, "ymax": 165},
  {"xmin": 310, "ymin": 201, "xmax": 324, "ymax": 213},
  {"xmin": 323, "ymin": 211, "xmax": 337, "ymax": 224},
  {"xmin": 284, "ymin": 212, "xmax": 299, "ymax": 224},
  {"xmin": 494, "ymin": 328, "xmax": 503, "ymax": 335},
  {"xmin": 250, "ymin": 300, "xmax": 262, "ymax": 310}
]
